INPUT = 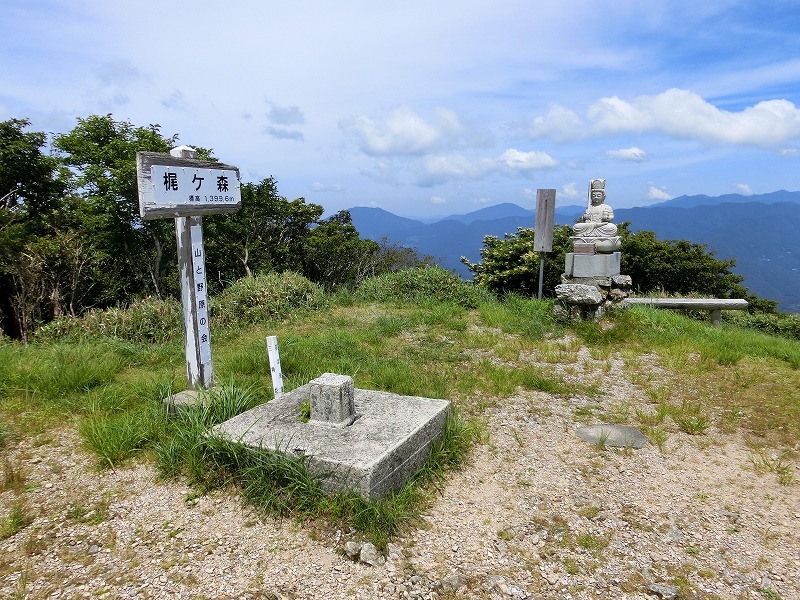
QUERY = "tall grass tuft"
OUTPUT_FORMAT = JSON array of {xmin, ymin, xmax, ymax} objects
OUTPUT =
[
  {"xmin": 155, "ymin": 385, "xmax": 257, "ymax": 486},
  {"xmin": 478, "ymin": 294, "xmax": 557, "ymax": 339},
  {"xmin": 35, "ymin": 298, "xmax": 182, "ymax": 344},
  {"xmin": 80, "ymin": 404, "xmax": 166, "ymax": 469},
  {"xmin": 356, "ymin": 266, "xmax": 492, "ymax": 308},
  {"xmin": 212, "ymin": 271, "xmax": 326, "ymax": 328}
]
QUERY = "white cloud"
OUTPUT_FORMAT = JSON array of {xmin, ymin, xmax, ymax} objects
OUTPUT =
[
  {"xmin": 522, "ymin": 187, "xmax": 535, "ymax": 199},
  {"xmin": 587, "ymin": 89, "xmax": 800, "ymax": 147},
  {"xmin": 647, "ymin": 185, "xmax": 672, "ymax": 200},
  {"xmin": 418, "ymin": 148, "xmax": 556, "ymax": 186},
  {"xmin": 735, "ymin": 183, "xmax": 752, "ymax": 195},
  {"xmin": 310, "ymin": 183, "xmax": 344, "ymax": 192},
  {"xmin": 419, "ymin": 153, "xmax": 496, "ymax": 185},
  {"xmin": 606, "ymin": 146, "xmax": 647, "ymax": 162},
  {"xmin": 561, "ymin": 182, "xmax": 580, "ymax": 199},
  {"xmin": 497, "ymin": 148, "xmax": 558, "ymax": 172},
  {"xmin": 525, "ymin": 104, "xmax": 584, "ymax": 143},
  {"xmin": 95, "ymin": 60, "xmax": 142, "ymax": 85},
  {"xmin": 430, "ymin": 196, "xmax": 447, "ymax": 204},
  {"xmin": 162, "ymin": 90, "xmax": 189, "ymax": 111},
  {"xmin": 340, "ymin": 106, "xmax": 464, "ymax": 156}
]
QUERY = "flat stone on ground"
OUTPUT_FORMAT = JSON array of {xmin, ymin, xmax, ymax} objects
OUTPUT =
[{"xmin": 575, "ymin": 424, "xmax": 649, "ymax": 449}]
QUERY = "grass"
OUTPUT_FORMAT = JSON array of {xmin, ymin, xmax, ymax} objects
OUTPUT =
[
  {"xmin": 1, "ymin": 503, "xmax": 33, "ymax": 540},
  {"xmin": 1, "ymin": 278, "xmax": 799, "ymax": 549}
]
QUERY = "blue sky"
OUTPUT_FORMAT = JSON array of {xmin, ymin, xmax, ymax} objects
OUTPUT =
[{"xmin": 3, "ymin": 1, "xmax": 800, "ymax": 217}]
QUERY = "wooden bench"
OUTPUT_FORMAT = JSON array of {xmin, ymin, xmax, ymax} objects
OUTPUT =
[{"xmin": 622, "ymin": 298, "xmax": 748, "ymax": 326}]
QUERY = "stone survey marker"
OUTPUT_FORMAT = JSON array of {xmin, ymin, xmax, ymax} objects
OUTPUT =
[{"xmin": 213, "ymin": 374, "xmax": 450, "ymax": 499}]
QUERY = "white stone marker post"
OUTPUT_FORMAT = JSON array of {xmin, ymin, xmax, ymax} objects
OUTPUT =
[
  {"xmin": 136, "ymin": 147, "xmax": 242, "ymax": 390},
  {"xmin": 266, "ymin": 335, "xmax": 284, "ymax": 398}
]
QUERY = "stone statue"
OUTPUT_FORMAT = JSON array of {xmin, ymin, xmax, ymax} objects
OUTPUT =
[{"xmin": 572, "ymin": 179, "xmax": 621, "ymax": 252}]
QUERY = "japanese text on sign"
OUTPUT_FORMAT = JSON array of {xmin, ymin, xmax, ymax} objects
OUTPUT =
[
  {"xmin": 150, "ymin": 165, "xmax": 240, "ymax": 207},
  {"xmin": 190, "ymin": 224, "xmax": 212, "ymax": 365}
]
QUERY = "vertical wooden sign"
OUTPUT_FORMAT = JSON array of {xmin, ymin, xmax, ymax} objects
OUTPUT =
[
  {"xmin": 534, "ymin": 189, "xmax": 556, "ymax": 299},
  {"xmin": 137, "ymin": 147, "xmax": 241, "ymax": 391},
  {"xmin": 176, "ymin": 215, "xmax": 214, "ymax": 388},
  {"xmin": 534, "ymin": 189, "xmax": 556, "ymax": 252}
]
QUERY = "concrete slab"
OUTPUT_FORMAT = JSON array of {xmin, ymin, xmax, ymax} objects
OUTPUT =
[
  {"xmin": 575, "ymin": 424, "xmax": 649, "ymax": 449},
  {"xmin": 565, "ymin": 252, "xmax": 621, "ymax": 278},
  {"xmin": 211, "ymin": 381, "xmax": 450, "ymax": 499}
]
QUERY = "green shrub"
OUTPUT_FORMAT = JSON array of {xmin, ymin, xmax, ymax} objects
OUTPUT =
[
  {"xmin": 35, "ymin": 298, "xmax": 182, "ymax": 344},
  {"xmin": 212, "ymin": 271, "xmax": 326, "ymax": 327},
  {"xmin": 727, "ymin": 311, "xmax": 800, "ymax": 341},
  {"xmin": 356, "ymin": 266, "xmax": 491, "ymax": 308}
]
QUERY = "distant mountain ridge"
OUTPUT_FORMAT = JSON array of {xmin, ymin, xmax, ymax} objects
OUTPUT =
[{"xmin": 348, "ymin": 191, "xmax": 800, "ymax": 312}]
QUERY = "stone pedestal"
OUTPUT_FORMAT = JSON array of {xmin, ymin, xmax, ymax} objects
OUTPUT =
[
  {"xmin": 309, "ymin": 373, "xmax": 356, "ymax": 428},
  {"xmin": 564, "ymin": 252, "xmax": 621, "ymax": 278},
  {"xmin": 554, "ymin": 274, "xmax": 633, "ymax": 321}
]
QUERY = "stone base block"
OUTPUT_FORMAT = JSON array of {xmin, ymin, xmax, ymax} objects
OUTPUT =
[
  {"xmin": 565, "ymin": 252, "xmax": 621, "ymax": 277},
  {"xmin": 309, "ymin": 373, "xmax": 356, "ymax": 428},
  {"xmin": 212, "ymin": 381, "xmax": 450, "ymax": 500}
]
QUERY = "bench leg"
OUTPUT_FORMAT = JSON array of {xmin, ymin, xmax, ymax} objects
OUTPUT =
[{"xmin": 709, "ymin": 308, "xmax": 721, "ymax": 326}]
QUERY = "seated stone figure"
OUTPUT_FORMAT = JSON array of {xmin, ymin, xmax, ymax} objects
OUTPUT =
[
  {"xmin": 572, "ymin": 179, "xmax": 621, "ymax": 253},
  {"xmin": 574, "ymin": 179, "xmax": 618, "ymax": 237}
]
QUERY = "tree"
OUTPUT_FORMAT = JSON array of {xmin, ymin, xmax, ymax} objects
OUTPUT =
[
  {"xmin": 620, "ymin": 228, "xmax": 745, "ymax": 297},
  {"xmin": 52, "ymin": 114, "xmax": 180, "ymax": 303},
  {"xmin": 0, "ymin": 118, "xmax": 68, "ymax": 339},
  {"xmin": 462, "ymin": 225, "xmax": 572, "ymax": 296},
  {"xmin": 303, "ymin": 210, "xmax": 381, "ymax": 290},
  {"xmin": 203, "ymin": 178, "xmax": 324, "ymax": 287}
]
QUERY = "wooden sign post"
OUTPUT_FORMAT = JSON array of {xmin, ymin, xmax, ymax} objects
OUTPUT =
[
  {"xmin": 136, "ymin": 148, "xmax": 242, "ymax": 389},
  {"xmin": 534, "ymin": 189, "xmax": 556, "ymax": 300}
]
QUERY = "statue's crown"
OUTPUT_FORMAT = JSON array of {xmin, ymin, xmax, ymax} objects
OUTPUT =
[{"xmin": 589, "ymin": 179, "xmax": 605, "ymax": 191}]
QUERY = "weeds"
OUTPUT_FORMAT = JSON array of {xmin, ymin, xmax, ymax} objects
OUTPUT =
[
  {"xmin": 2, "ymin": 457, "xmax": 26, "ymax": 492},
  {"xmin": 749, "ymin": 449, "xmax": 796, "ymax": 486},
  {"xmin": 643, "ymin": 426, "xmax": 669, "ymax": 453},
  {"xmin": 1, "ymin": 503, "xmax": 33, "ymax": 540}
]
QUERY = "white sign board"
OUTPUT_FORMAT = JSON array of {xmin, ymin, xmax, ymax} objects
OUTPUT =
[
  {"xmin": 136, "ymin": 151, "xmax": 242, "ymax": 220},
  {"xmin": 190, "ymin": 223, "xmax": 212, "ymax": 364}
]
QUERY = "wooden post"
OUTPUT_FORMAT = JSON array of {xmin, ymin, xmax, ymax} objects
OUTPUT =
[
  {"xmin": 534, "ymin": 189, "xmax": 556, "ymax": 300},
  {"xmin": 136, "ymin": 146, "xmax": 241, "ymax": 392},
  {"xmin": 176, "ymin": 215, "xmax": 214, "ymax": 389}
]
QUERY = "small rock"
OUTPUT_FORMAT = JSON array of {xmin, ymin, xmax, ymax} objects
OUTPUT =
[
  {"xmin": 721, "ymin": 510, "xmax": 740, "ymax": 524},
  {"xmin": 387, "ymin": 543, "xmax": 405, "ymax": 562},
  {"xmin": 87, "ymin": 545, "xmax": 100, "ymax": 555},
  {"xmin": 648, "ymin": 583, "xmax": 680, "ymax": 599},
  {"xmin": 442, "ymin": 573, "xmax": 466, "ymax": 591},
  {"xmin": 501, "ymin": 583, "xmax": 528, "ymax": 598},
  {"xmin": 665, "ymin": 525, "xmax": 683, "ymax": 543},
  {"xmin": 359, "ymin": 542, "xmax": 385, "ymax": 567},
  {"xmin": 344, "ymin": 541, "xmax": 363, "ymax": 558}
]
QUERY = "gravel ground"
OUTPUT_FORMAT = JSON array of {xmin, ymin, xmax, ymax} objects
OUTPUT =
[{"xmin": 2, "ymin": 345, "xmax": 799, "ymax": 599}]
